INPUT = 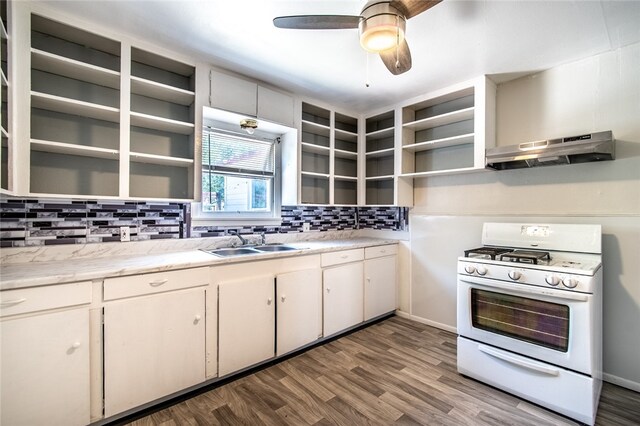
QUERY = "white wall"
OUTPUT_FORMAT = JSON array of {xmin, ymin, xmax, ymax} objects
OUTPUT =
[{"xmin": 407, "ymin": 42, "xmax": 640, "ymax": 390}]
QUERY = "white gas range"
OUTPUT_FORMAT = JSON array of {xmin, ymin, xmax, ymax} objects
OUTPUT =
[{"xmin": 457, "ymin": 223, "xmax": 603, "ymax": 425}]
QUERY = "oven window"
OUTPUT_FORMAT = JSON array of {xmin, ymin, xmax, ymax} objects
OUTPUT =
[{"xmin": 471, "ymin": 289, "xmax": 570, "ymax": 352}]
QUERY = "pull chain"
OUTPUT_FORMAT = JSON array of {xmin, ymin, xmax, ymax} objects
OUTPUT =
[
  {"xmin": 366, "ymin": 52, "xmax": 371, "ymax": 88},
  {"xmin": 395, "ymin": 15, "xmax": 400, "ymax": 69}
]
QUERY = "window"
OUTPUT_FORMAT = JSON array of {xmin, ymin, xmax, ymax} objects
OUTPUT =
[{"xmin": 199, "ymin": 126, "xmax": 280, "ymax": 220}]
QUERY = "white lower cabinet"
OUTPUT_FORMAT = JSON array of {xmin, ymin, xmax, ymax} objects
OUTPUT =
[
  {"xmin": 218, "ymin": 275, "xmax": 275, "ymax": 376},
  {"xmin": 364, "ymin": 246, "xmax": 398, "ymax": 320},
  {"xmin": 323, "ymin": 262, "xmax": 364, "ymax": 337},
  {"xmin": 0, "ymin": 308, "xmax": 90, "ymax": 426},
  {"xmin": 276, "ymin": 268, "xmax": 322, "ymax": 356},
  {"xmin": 103, "ymin": 288, "xmax": 206, "ymax": 417}
]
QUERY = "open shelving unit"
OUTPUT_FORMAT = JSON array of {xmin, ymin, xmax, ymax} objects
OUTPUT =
[
  {"xmin": 29, "ymin": 14, "xmax": 122, "ymax": 197},
  {"xmin": 300, "ymin": 102, "xmax": 330, "ymax": 204},
  {"xmin": 22, "ymin": 12, "xmax": 198, "ymax": 200},
  {"xmin": 365, "ymin": 110, "xmax": 395, "ymax": 205},
  {"xmin": 333, "ymin": 112, "xmax": 358, "ymax": 205},
  {"xmin": 129, "ymin": 47, "xmax": 196, "ymax": 200},
  {"xmin": 400, "ymin": 76, "xmax": 495, "ymax": 178},
  {"xmin": 298, "ymin": 102, "xmax": 359, "ymax": 205}
]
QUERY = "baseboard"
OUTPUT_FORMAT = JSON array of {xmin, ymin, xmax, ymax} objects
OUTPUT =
[
  {"xmin": 603, "ymin": 373, "xmax": 640, "ymax": 392},
  {"xmin": 395, "ymin": 311, "xmax": 457, "ymax": 334}
]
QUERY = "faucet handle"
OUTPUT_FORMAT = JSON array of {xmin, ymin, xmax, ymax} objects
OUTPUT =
[{"xmin": 260, "ymin": 231, "xmax": 266, "ymax": 245}]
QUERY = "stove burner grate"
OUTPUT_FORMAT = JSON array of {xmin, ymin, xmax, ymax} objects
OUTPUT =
[
  {"xmin": 500, "ymin": 250, "xmax": 551, "ymax": 265},
  {"xmin": 464, "ymin": 247, "xmax": 513, "ymax": 260}
]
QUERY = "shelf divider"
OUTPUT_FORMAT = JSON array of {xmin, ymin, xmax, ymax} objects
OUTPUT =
[
  {"xmin": 31, "ymin": 48, "xmax": 120, "ymax": 89},
  {"xmin": 31, "ymin": 91, "xmax": 120, "ymax": 123},
  {"xmin": 130, "ymin": 152, "xmax": 194, "ymax": 167},
  {"xmin": 130, "ymin": 76, "xmax": 195, "ymax": 105},
  {"xmin": 130, "ymin": 111, "xmax": 195, "ymax": 135},
  {"xmin": 31, "ymin": 139, "xmax": 119, "ymax": 159},
  {"xmin": 403, "ymin": 133, "xmax": 475, "ymax": 152}
]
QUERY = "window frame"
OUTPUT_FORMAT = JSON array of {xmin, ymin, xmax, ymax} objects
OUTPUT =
[{"xmin": 193, "ymin": 123, "xmax": 283, "ymax": 226}]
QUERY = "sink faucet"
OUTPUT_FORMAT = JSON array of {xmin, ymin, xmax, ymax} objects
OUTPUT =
[
  {"xmin": 228, "ymin": 230, "xmax": 248, "ymax": 246},
  {"xmin": 260, "ymin": 232, "xmax": 266, "ymax": 245}
]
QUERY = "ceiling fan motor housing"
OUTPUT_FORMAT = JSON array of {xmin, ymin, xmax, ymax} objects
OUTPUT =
[{"xmin": 359, "ymin": 1, "xmax": 407, "ymax": 52}]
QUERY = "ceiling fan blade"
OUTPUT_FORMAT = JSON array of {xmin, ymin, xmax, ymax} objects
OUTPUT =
[
  {"xmin": 273, "ymin": 15, "xmax": 361, "ymax": 30},
  {"xmin": 379, "ymin": 39, "xmax": 412, "ymax": 75},
  {"xmin": 390, "ymin": 0, "xmax": 442, "ymax": 19}
]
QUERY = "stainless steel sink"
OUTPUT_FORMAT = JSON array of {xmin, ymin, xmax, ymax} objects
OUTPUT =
[
  {"xmin": 253, "ymin": 245, "xmax": 298, "ymax": 252},
  {"xmin": 203, "ymin": 248, "xmax": 261, "ymax": 257},
  {"xmin": 202, "ymin": 244, "xmax": 299, "ymax": 257}
]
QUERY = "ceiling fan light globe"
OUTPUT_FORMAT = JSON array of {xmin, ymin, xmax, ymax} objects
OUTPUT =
[
  {"xmin": 358, "ymin": 8, "xmax": 406, "ymax": 53},
  {"xmin": 360, "ymin": 25, "xmax": 405, "ymax": 52}
]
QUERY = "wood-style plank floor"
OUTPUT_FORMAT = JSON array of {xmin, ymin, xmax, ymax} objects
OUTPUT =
[{"xmin": 123, "ymin": 316, "xmax": 640, "ymax": 426}]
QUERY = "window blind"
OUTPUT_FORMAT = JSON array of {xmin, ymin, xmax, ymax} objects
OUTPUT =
[{"xmin": 202, "ymin": 127, "xmax": 275, "ymax": 177}]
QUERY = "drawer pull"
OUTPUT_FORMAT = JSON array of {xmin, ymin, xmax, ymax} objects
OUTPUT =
[
  {"xmin": 340, "ymin": 255, "xmax": 349, "ymax": 259},
  {"xmin": 149, "ymin": 279, "xmax": 168, "ymax": 287},
  {"xmin": 0, "ymin": 298, "xmax": 27, "ymax": 307},
  {"xmin": 380, "ymin": 249, "xmax": 386, "ymax": 253}
]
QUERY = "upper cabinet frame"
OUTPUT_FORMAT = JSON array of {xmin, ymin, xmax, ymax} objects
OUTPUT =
[{"xmin": 9, "ymin": 2, "xmax": 201, "ymax": 201}]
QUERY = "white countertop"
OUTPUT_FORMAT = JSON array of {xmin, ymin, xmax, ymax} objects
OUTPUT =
[{"xmin": 0, "ymin": 238, "xmax": 397, "ymax": 290}]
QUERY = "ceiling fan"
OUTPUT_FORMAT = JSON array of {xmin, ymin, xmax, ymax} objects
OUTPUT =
[{"xmin": 273, "ymin": 0, "xmax": 442, "ymax": 76}]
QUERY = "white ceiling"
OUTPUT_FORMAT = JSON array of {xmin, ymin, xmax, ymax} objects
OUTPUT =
[{"xmin": 37, "ymin": 0, "xmax": 640, "ymax": 113}]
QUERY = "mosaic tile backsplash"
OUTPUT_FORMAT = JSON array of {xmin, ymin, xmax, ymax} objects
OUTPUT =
[{"xmin": 0, "ymin": 198, "xmax": 408, "ymax": 247}]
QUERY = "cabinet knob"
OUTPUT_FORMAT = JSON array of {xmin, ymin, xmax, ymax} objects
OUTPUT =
[
  {"xmin": 194, "ymin": 315, "xmax": 202, "ymax": 322},
  {"xmin": 267, "ymin": 298, "xmax": 273, "ymax": 305},
  {"xmin": 281, "ymin": 295, "xmax": 286, "ymax": 302},
  {"xmin": 326, "ymin": 287, "xmax": 331, "ymax": 293},
  {"xmin": 71, "ymin": 342, "xmax": 81, "ymax": 349},
  {"xmin": 340, "ymin": 255, "xmax": 348, "ymax": 259}
]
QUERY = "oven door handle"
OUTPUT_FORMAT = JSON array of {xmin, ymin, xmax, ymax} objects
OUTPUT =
[
  {"xmin": 460, "ymin": 276, "xmax": 589, "ymax": 302},
  {"xmin": 478, "ymin": 344, "xmax": 560, "ymax": 376}
]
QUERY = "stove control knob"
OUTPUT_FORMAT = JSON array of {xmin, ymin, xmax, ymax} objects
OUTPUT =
[
  {"xmin": 508, "ymin": 270, "xmax": 522, "ymax": 281},
  {"xmin": 476, "ymin": 266, "xmax": 488, "ymax": 276},
  {"xmin": 545, "ymin": 276, "xmax": 561, "ymax": 286},
  {"xmin": 563, "ymin": 278, "xmax": 579, "ymax": 289},
  {"xmin": 464, "ymin": 265, "xmax": 476, "ymax": 274}
]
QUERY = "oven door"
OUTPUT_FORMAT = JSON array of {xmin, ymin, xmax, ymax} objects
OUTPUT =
[{"xmin": 457, "ymin": 275, "xmax": 595, "ymax": 375}]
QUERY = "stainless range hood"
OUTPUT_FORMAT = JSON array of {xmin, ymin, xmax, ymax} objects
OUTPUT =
[{"xmin": 485, "ymin": 130, "xmax": 614, "ymax": 170}]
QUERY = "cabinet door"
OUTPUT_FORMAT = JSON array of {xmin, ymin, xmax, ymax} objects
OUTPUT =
[
  {"xmin": 276, "ymin": 268, "xmax": 322, "ymax": 356},
  {"xmin": 323, "ymin": 262, "xmax": 364, "ymax": 337},
  {"xmin": 364, "ymin": 255, "xmax": 397, "ymax": 320},
  {"xmin": 1, "ymin": 309, "xmax": 90, "ymax": 426},
  {"xmin": 219, "ymin": 275, "xmax": 275, "ymax": 376},
  {"xmin": 104, "ymin": 288, "xmax": 206, "ymax": 417},
  {"xmin": 210, "ymin": 70, "xmax": 257, "ymax": 116},
  {"xmin": 257, "ymin": 86, "xmax": 294, "ymax": 127}
]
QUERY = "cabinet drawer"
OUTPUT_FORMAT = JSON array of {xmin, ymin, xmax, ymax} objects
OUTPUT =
[
  {"xmin": 0, "ymin": 281, "xmax": 92, "ymax": 317},
  {"xmin": 104, "ymin": 267, "xmax": 209, "ymax": 301},
  {"xmin": 365, "ymin": 244, "xmax": 398, "ymax": 259},
  {"xmin": 321, "ymin": 249, "xmax": 364, "ymax": 267}
]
